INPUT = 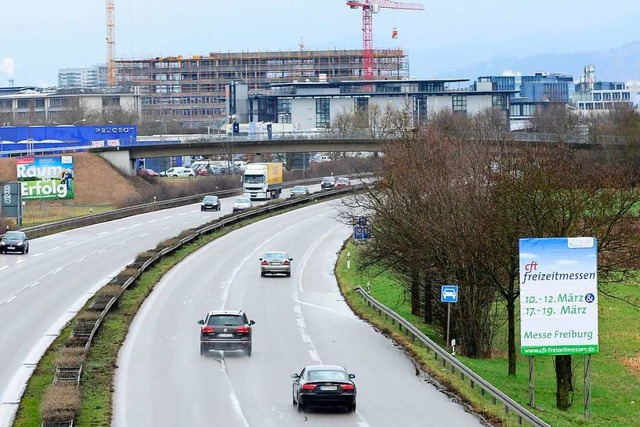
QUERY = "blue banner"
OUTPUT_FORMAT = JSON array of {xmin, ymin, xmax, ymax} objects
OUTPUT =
[{"xmin": 0, "ymin": 125, "xmax": 137, "ymax": 147}]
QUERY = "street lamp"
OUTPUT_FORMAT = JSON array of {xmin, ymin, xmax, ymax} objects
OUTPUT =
[
  {"xmin": 155, "ymin": 119, "xmax": 168, "ymax": 134},
  {"xmin": 72, "ymin": 118, "xmax": 87, "ymax": 126}
]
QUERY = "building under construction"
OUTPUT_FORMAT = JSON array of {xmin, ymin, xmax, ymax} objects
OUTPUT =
[{"xmin": 116, "ymin": 48, "xmax": 409, "ymax": 130}]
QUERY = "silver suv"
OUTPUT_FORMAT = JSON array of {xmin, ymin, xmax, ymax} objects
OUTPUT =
[{"xmin": 198, "ymin": 310, "xmax": 255, "ymax": 356}]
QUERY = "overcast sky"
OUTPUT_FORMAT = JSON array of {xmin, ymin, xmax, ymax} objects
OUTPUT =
[{"xmin": 2, "ymin": 0, "xmax": 640, "ymax": 86}]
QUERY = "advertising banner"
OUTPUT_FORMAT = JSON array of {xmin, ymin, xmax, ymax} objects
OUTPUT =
[
  {"xmin": 0, "ymin": 125, "xmax": 137, "ymax": 150},
  {"xmin": 519, "ymin": 237, "xmax": 599, "ymax": 355},
  {"xmin": 17, "ymin": 156, "xmax": 75, "ymax": 200}
]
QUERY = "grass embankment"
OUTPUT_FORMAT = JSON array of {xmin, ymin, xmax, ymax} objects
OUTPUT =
[
  {"xmin": 336, "ymin": 241, "xmax": 640, "ymax": 427},
  {"xmin": 12, "ymin": 197, "xmax": 330, "ymax": 426},
  {"xmin": 22, "ymin": 204, "xmax": 116, "ymax": 227}
]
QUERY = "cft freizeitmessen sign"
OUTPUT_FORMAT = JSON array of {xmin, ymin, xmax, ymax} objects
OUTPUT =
[{"xmin": 519, "ymin": 237, "xmax": 599, "ymax": 356}]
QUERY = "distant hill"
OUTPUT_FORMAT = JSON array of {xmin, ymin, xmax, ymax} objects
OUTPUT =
[{"xmin": 411, "ymin": 40, "xmax": 640, "ymax": 82}]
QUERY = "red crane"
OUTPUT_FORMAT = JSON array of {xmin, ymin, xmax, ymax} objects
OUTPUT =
[{"xmin": 347, "ymin": 0, "xmax": 424, "ymax": 80}]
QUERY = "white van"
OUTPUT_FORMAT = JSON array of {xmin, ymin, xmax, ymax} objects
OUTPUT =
[{"xmin": 160, "ymin": 166, "xmax": 195, "ymax": 177}]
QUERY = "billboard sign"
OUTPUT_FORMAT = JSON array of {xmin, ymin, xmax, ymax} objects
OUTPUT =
[
  {"xmin": 519, "ymin": 237, "xmax": 599, "ymax": 356},
  {"xmin": 0, "ymin": 125, "xmax": 137, "ymax": 150},
  {"xmin": 17, "ymin": 156, "xmax": 75, "ymax": 200}
]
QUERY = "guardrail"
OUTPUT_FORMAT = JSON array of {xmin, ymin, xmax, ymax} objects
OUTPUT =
[
  {"xmin": 43, "ymin": 183, "xmax": 360, "ymax": 426},
  {"xmin": 21, "ymin": 176, "xmax": 334, "ymax": 239},
  {"xmin": 353, "ymin": 286, "xmax": 551, "ymax": 427}
]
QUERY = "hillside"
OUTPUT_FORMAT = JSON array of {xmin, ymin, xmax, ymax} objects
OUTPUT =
[{"xmin": 0, "ymin": 153, "xmax": 151, "ymax": 207}]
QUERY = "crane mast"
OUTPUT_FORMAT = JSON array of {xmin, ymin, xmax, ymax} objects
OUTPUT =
[
  {"xmin": 106, "ymin": 0, "xmax": 116, "ymax": 86},
  {"xmin": 346, "ymin": 0, "xmax": 424, "ymax": 80}
]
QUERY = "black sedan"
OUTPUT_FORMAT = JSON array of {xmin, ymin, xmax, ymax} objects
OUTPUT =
[
  {"xmin": 0, "ymin": 231, "xmax": 30, "ymax": 254},
  {"xmin": 201, "ymin": 195, "xmax": 221, "ymax": 211},
  {"xmin": 291, "ymin": 365, "xmax": 356, "ymax": 413}
]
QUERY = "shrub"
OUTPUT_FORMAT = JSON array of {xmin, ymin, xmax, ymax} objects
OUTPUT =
[
  {"xmin": 95, "ymin": 284, "xmax": 121, "ymax": 299},
  {"xmin": 40, "ymin": 384, "xmax": 81, "ymax": 422},
  {"xmin": 55, "ymin": 348, "xmax": 86, "ymax": 369}
]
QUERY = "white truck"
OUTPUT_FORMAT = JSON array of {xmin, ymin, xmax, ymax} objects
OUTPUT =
[{"xmin": 242, "ymin": 162, "xmax": 283, "ymax": 200}]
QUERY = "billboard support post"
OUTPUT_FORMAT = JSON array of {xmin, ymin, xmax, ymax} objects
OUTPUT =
[
  {"xmin": 528, "ymin": 356, "xmax": 535, "ymax": 407},
  {"xmin": 584, "ymin": 354, "xmax": 592, "ymax": 419}
]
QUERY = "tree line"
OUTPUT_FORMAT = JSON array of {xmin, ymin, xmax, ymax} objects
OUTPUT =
[{"xmin": 339, "ymin": 103, "xmax": 640, "ymax": 410}]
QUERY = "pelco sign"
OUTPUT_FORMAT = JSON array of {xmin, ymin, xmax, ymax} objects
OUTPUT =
[{"xmin": 94, "ymin": 126, "xmax": 134, "ymax": 134}]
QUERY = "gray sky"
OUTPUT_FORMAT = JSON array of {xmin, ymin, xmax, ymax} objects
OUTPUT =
[{"xmin": 2, "ymin": 0, "xmax": 640, "ymax": 86}]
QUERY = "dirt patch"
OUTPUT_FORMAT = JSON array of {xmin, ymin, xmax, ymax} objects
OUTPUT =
[
  {"xmin": 622, "ymin": 354, "xmax": 640, "ymax": 378},
  {"xmin": 0, "ymin": 153, "xmax": 152, "ymax": 207}
]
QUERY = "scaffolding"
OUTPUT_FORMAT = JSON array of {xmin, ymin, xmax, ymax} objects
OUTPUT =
[{"xmin": 116, "ymin": 48, "xmax": 408, "ymax": 129}]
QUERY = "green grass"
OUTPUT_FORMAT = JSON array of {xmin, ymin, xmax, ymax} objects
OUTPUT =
[{"xmin": 336, "ymin": 241, "xmax": 640, "ymax": 427}]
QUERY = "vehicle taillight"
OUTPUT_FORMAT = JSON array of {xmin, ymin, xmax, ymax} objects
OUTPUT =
[
  {"xmin": 340, "ymin": 384, "xmax": 355, "ymax": 391},
  {"xmin": 283, "ymin": 260, "xmax": 290, "ymax": 265},
  {"xmin": 261, "ymin": 260, "xmax": 269, "ymax": 266},
  {"xmin": 237, "ymin": 326, "xmax": 250, "ymax": 333},
  {"xmin": 302, "ymin": 384, "xmax": 317, "ymax": 390},
  {"xmin": 201, "ymin": 326, "xmax": 214, "ymax": 333}
]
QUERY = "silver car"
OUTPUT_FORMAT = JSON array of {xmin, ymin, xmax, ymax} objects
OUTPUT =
[
  {"xmin": 260, "ymin": 251, "xmax": 293, "ymax": 277},
  {"xmin": 290, "ymin": 185, "xmax": 310, "ymax": 197},
  {"xmin": 232, "ymin": 197, "xmax": 253, "ymax": 212}
]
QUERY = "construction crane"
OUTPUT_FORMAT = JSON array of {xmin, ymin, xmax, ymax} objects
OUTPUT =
[
  {"xmin": 106, "ymin": 0, "xmax": 116, "ymax": 86},
  {"xmin": 346, "ymin": 0, "xmax": 424, "ymax": 80}
]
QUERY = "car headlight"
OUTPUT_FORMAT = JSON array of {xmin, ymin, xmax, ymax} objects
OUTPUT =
[{"xmin": 16, "ymin": 242, "xmax": 23, "ymax": 246}]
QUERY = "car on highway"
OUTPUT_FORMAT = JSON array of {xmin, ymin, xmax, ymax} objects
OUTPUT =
[
  {"xmin": 334, "ymin": 177, "xmax": 350, "ymax": 188},
  {"xmin": 290, "ymin": 185, "xmax": 310, "ymax": 197},
  {"xmin": 291, "ymin": 365, "xmax": 357, "ymax": 413},
  {"xmin": 0, "ymin": 231, "xmax": 29, "ymax": 254},
  {"xmin": 259, "ymin": 251, "xmax": 293, "ymax": 277},
  {"xmin": 232, "ymin": 197, "xmax": 253, "ymax": 212},
  {"xmin": 198, "ymin": 309, "xmax": 255, "ymax": 356},
  {"xmin": 201, "ymin": 195, "xmax": 221, "ymax": 211},
  {"xmin": 320, "ymin": 176, "xmax": 336, "ymax": 190},
  {"xmin": 159, "ymin": 166, "xmax": 195, "ymax": 177}
]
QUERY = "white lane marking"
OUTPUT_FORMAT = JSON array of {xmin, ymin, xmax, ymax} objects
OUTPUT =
[
  {"xmin": 49, "ymin": 247, "xmax": 60, "ymax": 252},
  {"xmin": 117, "ymin": 227, "xmax": 127, "ymax": 231},
  {"xmin": 148, "ymin": 219, "xmax": 158, "ymax": 223},
  {"xmin": 98, "ymin": 231, "xmax": 109, "ymax": 236},
  {"xmin": 64, "ymin": 240, "xmax": 76, "ymax": 246},
  {"xmin": 29, "ymin": 281, "xmax": 40, "ymax": 288},
  {"xmin": 163, "ymin": 215, "xmax": 172, "ymax": 219},
  {"xmin": 50, "ymin": 267, "xmax": 63, "ymax": 275},
  {"xmin": 34, "ymin": 253, "xmax": 43, "ymax": 257},
  {"xmin": 131, "ymin": 223, "xmax": 143, "ymax": 227},
  {"xmin": 16, "ymin": 259, "xmax": 27, "ymax": 264},
  {"xmin": 0, "ymin": 266, "xmax": 8, "ymax": 272},
  {"xmin": 97, "ymin": 250, "xmax": 107, "ymax": 254},
  {"xmin": 292, "ymin": 224, "xmax": 347, "ymax": 364},
  {"xmin": 138, "ymin": 233, "xmax": 149, "ymax": 238},
  {"xmin": 161, "ymin": 227, "xmax": 171, "ymax": 231},
  {"xmin": 218, "ymin": 360, "xmax": 251, "ymax": 427},
  {"xmin": 5, "ymin": 296, "xmax": 16, "ymax": 303}
]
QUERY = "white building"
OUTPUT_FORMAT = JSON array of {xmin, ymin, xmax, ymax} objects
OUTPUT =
[
  {"xmin": 240, "ymin": 79, "xmax": 515, "ymax": 131},
  {"xmin": 0, "ymin": 86, "xmax": 140, "ymax": 124},
  {"xmin": 58, "ymin": 65, "xmax": 108, "ymax": 89}
]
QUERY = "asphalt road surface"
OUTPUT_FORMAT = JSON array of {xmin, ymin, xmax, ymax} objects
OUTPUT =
[
  {"xmin": 0, "ymin": 190, "xmax": 286, "ymax": 427},
  {"xmin": 113, "ymin": 200, "xmax": 485, "ymax": 427}
]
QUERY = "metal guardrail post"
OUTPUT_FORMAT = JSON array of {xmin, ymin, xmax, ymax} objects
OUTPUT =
[{"xmin": 353, "ymin": 286, "xmax": 551, "ymax": 427}]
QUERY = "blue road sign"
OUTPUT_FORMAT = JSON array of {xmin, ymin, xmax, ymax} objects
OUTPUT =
[
  {"xmin": 357, "ymin": 216, "xmax": 368, "ymax": 227},
  {"xmin": 441, "ymin": 285, "xmax": 458, "ymax": 303},
  {"xmin": 353, "ymin": 225, "xmax": 371, "ymax": 241}
]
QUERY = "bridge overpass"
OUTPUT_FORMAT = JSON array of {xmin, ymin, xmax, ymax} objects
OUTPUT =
[{"xmin": 90, "ymin": 133, "xmax": 385, "ymax": 175}]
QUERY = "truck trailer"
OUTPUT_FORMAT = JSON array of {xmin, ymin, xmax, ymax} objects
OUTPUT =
[{"xmin": 242, "ymin": 162, "xmax": 283, "ymax": 200}]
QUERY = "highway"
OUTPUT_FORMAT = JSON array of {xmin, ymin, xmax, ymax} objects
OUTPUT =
[
  {"xmin": 112, "ymin": 200, "xmax": 485, "ymax": 427},
  {"xmin": 0, "ymin": 190, "xmax": 286, "ymax": 427}
]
